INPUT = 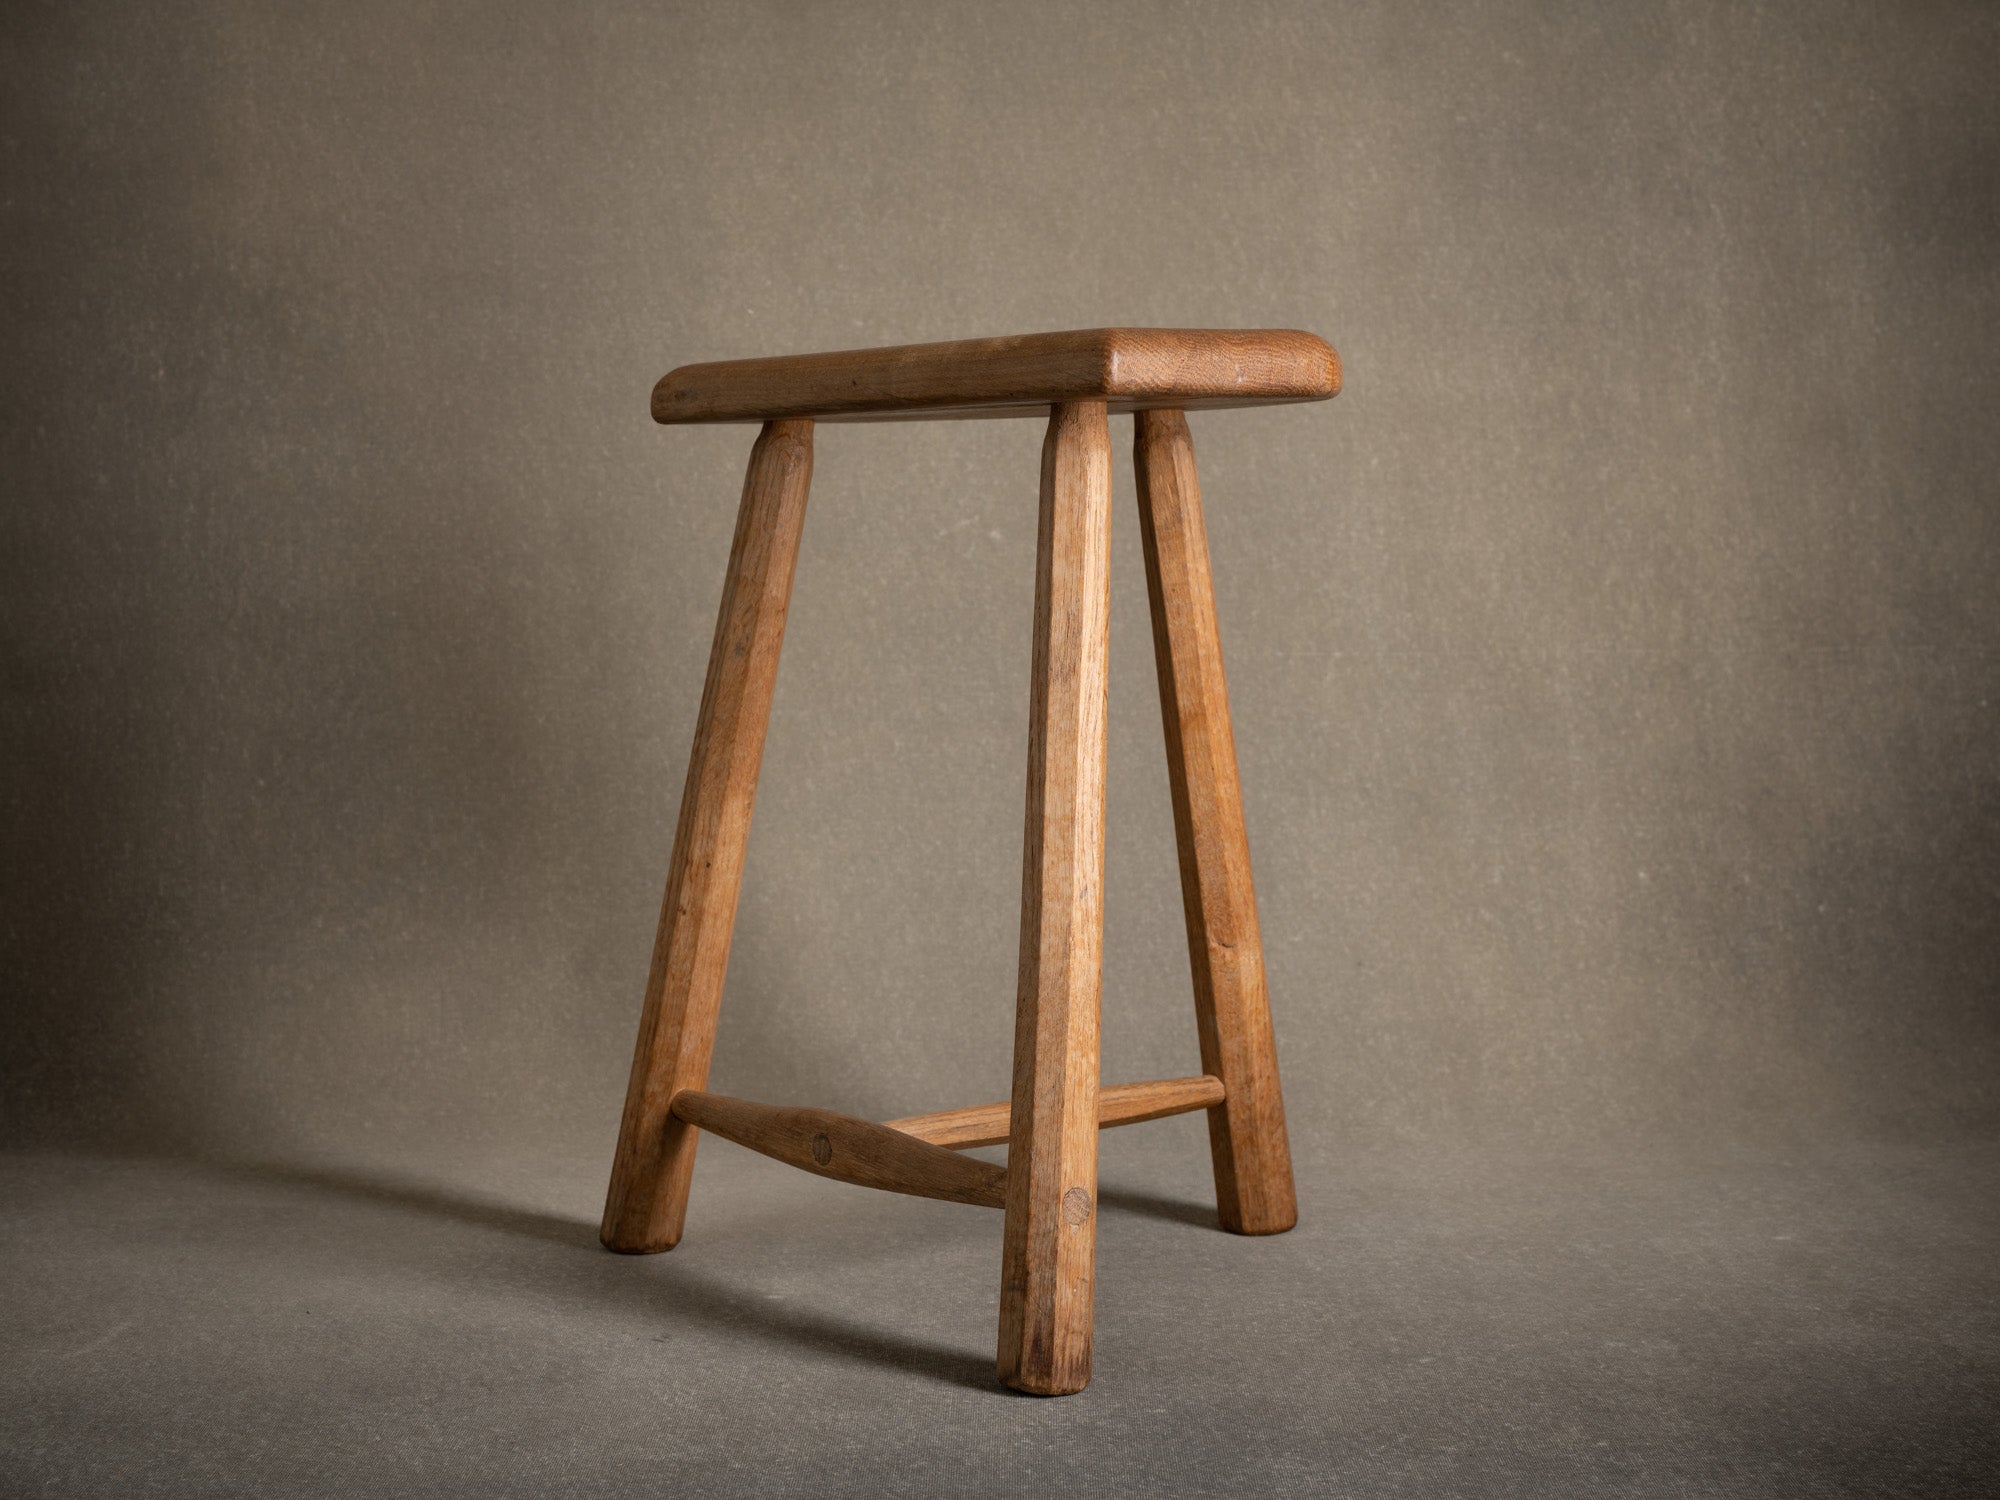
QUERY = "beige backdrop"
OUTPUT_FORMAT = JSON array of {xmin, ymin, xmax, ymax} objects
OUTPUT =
[{"xmin": 5, "ymin": 1, "xmax": 1997, "ymax": 1180}]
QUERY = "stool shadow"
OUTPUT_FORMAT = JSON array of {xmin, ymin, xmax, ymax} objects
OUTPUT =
[
  {"xmin": 222, "ymin": 1160, "xmax": 597, "ymax": 1248},
  {"xmin": 1095, "ymin": 1184, "xmax": 1219, "ymax": 1230},
  {"xmin": 214, "ymin": 1159, "xmax": 1001, "ymax": 1395},
  {"xmin": 637, "ymin": 1272, "xmax": 999, "ymax": 1394}
]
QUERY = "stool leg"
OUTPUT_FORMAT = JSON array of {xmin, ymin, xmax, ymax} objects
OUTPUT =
[
  {"xmin": 601, "ymin": 419, "xmax": 815, "ymax": 1254},
  {"xmin": 997, "ymin": 400, "xmax": 1112, "ymax": 1396},
  {"xmin": 1133, "ymin": 408, "xmax": 1298, "ymax": 1236}
]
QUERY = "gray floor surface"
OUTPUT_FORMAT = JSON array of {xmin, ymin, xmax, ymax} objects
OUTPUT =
[{"xmin": 4, "ymin": 1128, "xmax": 1997, "ymax": 1497}]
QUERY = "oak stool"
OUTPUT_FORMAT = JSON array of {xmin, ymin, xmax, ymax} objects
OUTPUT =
[{"xmin": 602, "ymin": 329, "xmax": 1342, "ymax": 1395}]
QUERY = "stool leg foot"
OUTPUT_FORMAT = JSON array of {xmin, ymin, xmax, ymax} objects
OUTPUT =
[
  {"xmin": 997, "ymin": 400, "xmax": 1112, "ymax": 1396},
  {"xmin": 1134, "ymin": 409, "xmax": 1299, "ymax": 1237},
  {"xmin": 600, "ymin": 420, "xmax": 815, "ymax": 1254}
]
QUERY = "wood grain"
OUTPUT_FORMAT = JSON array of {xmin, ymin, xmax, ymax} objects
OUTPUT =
[
  {"xmin": 653, "ymin": 328, "xmax": 1340, "ymax": 425},
  {"xmin": 1134, "ymin": 408, "xmax": 1299, "ymax": 1236},
  {"xmin": 890, "ymin": 1075, "xmax": 1225, "ymax": 1151},
  {"xmin": 996, "ymin": 400, "xmax": 1112, "ymax": 1396},
  {"xmin": 669, "ymin": 1091, "xmax": 1008, "ymax": 1209},
  {"xmin": 599, "ymin": 419, "xmax": 815, "ymax": 1254}
]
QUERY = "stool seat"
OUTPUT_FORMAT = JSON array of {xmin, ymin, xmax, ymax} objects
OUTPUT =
[{"xmin": 652, "ymin": 326, "xmax": 1341, "ymax": 424}]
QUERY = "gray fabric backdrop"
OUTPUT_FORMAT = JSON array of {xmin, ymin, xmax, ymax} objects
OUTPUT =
[{"xmin": 5, "ymin": 0, "xmax": 1997, "ymax": 1180}]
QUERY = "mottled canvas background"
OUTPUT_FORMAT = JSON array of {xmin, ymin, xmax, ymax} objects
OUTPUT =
[{"xmin": 5, "ymin": 0, "xmax": 1996, "ymax": 1176}]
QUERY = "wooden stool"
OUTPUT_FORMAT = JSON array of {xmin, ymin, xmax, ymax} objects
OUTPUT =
[{"xmin": 601, "ymin": 328, "xmax": 1342, "ymax": 1395}]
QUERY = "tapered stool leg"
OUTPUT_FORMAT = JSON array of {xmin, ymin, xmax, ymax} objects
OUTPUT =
[
  {"xmin": 1134, "ymin": 408, "xmax": 1298, "ymax": 1236},
  {"xmin": 997, "ymin": 400, "xmax": 1112, "ymax": 1395},
  {"xmin": 601, "ymin": 419, "xmax": 815, "ymax": 1253}
]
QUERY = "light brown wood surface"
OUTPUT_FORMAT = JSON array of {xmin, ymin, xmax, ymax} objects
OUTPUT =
[
  {"xmin": 599, "ymin": 419, "xmax": 815, "ymax": 1254},
  {"xmin": 1134, "ymin": 409, "xmax": 1298, "ymax": 1236},
  {"xmin": 602, "ymin": 343, "xmax": 1330, "ymax": 1395},
  {"xmin": 653, "ymin": 328, "xmax": 1340, "ymax": 425},
  {"xmin": 889, "ymin": 1075, "xmax": 1225, "ymax": 1151},
  {"xmin": 996, "ymin": 400, "xmax": 1113, "ymax": 1397},
  {"xmin": 669, "ymin": 1091, "xmax": 1009, "ymax": 1209}
]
